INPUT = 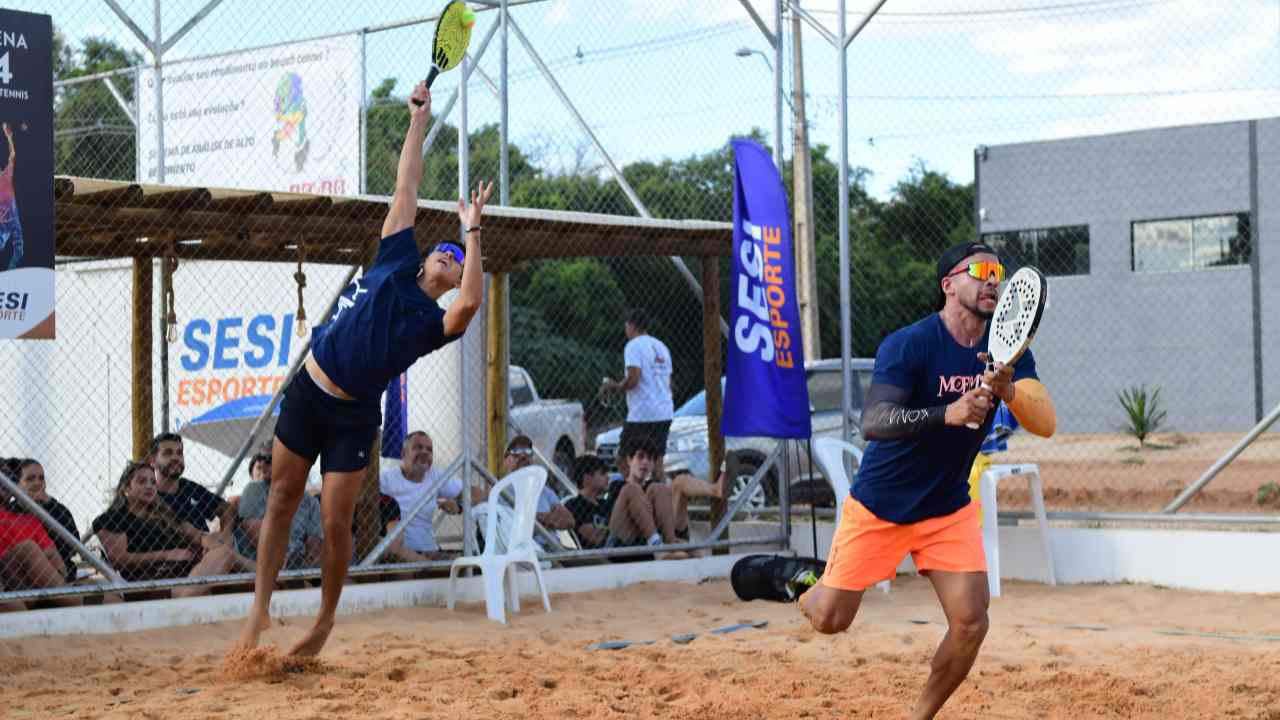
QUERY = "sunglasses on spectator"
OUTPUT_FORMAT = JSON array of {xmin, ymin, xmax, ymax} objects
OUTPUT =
[
  {"xmin": 947, "ymin": 261, "xmax": 1005, "ymax": 283},
  {"xmin": 505, "ymin": 447, "xmax": 533, "ymax": 457}
]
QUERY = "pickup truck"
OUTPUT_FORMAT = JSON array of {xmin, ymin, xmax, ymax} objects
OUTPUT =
[
  {"xmin": 593, "ymin": 358, "xmax": 875, "ymax": 511},
  {"xmin": 508, "ymin": 365, "xmax": 586, "ymax": 477}
]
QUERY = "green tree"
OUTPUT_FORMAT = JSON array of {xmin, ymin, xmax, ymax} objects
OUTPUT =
[
  {"xmin": 54, "ymin": 34, "xmax": 144, "ymax": 180},
  {"xmin": 363, "ymin": 78, "xmax": 537, "ymax": 199}
]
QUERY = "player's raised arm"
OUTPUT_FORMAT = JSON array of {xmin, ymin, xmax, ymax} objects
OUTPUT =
[
  {"xmin": 442, "ymin": 180, "xmax": 494, "ymax": 336},
  {"xmin": 380, "ymin": 82, "xmax": 431, "ymax": 240}
]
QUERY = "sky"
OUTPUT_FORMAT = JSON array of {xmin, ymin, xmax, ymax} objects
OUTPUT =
[{"xmin": 36, "ymin": 0, "xmax": 1280, "ymax": 200}]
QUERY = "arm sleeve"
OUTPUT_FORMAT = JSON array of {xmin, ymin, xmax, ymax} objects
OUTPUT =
[
  {"xmin": 861, "ymin": 383, "xmax": 947, "ymax": 441},
  {"xmin": 1008, "ymin": 378, "xmax": 1056, "ymax": 437}
]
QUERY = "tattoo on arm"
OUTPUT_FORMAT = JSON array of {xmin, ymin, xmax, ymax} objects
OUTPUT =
[{"xmin": 861, "ymin": 383, "xmax": 945, "ymax": 441}]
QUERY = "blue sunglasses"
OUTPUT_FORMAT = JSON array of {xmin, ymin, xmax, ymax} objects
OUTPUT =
[{"xmin": 432, "ymin": 242, "xmax": 466, "ymax": 266}]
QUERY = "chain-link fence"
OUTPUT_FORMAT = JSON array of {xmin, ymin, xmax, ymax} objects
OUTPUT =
[
  {"xmin": 777, "ymin": 1, "xmax": 1280, "ymax": 521},
  {"xmin": 3, "ymin": 0, "xmax": 1278, "ymax": 606}
]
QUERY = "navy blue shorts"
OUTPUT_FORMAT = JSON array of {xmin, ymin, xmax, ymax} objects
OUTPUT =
[{"xmin": 274, "ymin": 368, "xmax": 381, "ymax": 474}]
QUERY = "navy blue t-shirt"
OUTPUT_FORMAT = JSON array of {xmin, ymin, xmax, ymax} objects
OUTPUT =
[
  {"xmin": 852, "ymin": 314, "xmax": 1038, "ymax": 524},
  {"xmin": 310, "ymin": 228, "xmax": 463, "ymax": 401}
]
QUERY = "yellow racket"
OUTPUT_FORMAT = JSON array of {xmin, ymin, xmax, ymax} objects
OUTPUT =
[{"xmin": 413, "ymin": 1, "xmax": 475, "ymax": 104}]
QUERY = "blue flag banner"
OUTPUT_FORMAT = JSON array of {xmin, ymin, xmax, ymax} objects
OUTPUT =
[
  {"xmin": 723, "ymin": 139, "xmax": 810, "ymax": 439},
  {"xmin": 381, "ymin": 372, "xmax": 408, "ymax": 458}
]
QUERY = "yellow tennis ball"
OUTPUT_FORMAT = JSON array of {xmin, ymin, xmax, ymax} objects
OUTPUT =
[{"xmin": 460, "ymin": 6, "xmax": 476, "ymax": 28}]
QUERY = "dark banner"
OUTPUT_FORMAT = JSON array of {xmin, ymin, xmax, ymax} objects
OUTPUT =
[{"xmin": 0, "ymin": 10, "xmax": 54, "ymax": 339}]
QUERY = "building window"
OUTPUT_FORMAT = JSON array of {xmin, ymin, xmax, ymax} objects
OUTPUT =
[
  {"xmin": 981, "ymin": 225, "xmax": 1090, "ymax": 276},
  {"xmin": 1131, "ymin": 213, "xmax": 1251, "ymax": 273}
]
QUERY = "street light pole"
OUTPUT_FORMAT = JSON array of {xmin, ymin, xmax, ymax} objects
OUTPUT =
[{"xmin": 789, "ymin": 3, "xmax": 820, "ymax": 364}]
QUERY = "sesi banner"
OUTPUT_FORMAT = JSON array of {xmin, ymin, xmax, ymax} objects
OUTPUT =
[{"xmin": 723, "ymin": 139, "xmax": 810, "ymax": 439}]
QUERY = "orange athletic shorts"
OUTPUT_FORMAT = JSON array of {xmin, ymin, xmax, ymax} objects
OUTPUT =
[{"xmin": 822, "ymin": 496, "xmax": 986, "ymax": 591}]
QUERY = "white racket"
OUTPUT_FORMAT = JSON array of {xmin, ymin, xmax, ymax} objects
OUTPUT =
[{"xmin": 967, "ymin": 266, "xmax": 1048, "ymax": 429}]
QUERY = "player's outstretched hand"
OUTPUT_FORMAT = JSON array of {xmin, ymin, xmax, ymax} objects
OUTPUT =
[
  {"xmin": 407, "ymin": 81, "xmax": 431, "ymax": 119},
  {"xmin": 945, "ymin": 386, "xmax": 993, "ymax": 428},
  {"xmin": 457, "ymin": 180, "xmax": 495, "ymax": 229},
  {"xmin": 977, "ymin": 351, "xmax": 1015, "ymax": 402}
]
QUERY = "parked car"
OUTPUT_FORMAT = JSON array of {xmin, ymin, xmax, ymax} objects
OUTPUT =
[
  {"xmin": 508, "ymin": 365, "xmax": 585, "ymax": 477},
  {"xmin": 594, "ymin": 358, "xmax": 876, "ymax": 510}
]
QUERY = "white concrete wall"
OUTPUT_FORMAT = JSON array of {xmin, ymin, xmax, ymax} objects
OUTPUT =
[
  {"xmin": 790, "ymin": 521, "xmax": 1280, "ymax": 594},
  {"xmin": 0, "ymin": 552, "xmax": 745, "ymax": 639}
]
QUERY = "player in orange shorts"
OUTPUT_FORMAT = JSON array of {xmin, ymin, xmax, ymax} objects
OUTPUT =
[{"xmin": 799, "ymin": 242, "xmax": 1057, "ymax": 720}]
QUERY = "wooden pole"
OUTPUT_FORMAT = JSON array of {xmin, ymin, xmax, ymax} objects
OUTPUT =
[
  {"xmin": 486, "ymin": 273, "xmax": 510, "ymax": 477},
  {"xmin": 702, "ymin": 257, "xmax": 726, "ymax": 550},
  {"xmin": 131, "ymin": 257, "xmax": 154, "ymax": 460}
]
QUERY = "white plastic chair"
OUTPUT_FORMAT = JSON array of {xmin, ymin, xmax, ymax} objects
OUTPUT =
[
  {"xmin": 810, "ymin": 437, "xmax": 890, "ymax": 594},
  {"xmin": 447, "ymin": 466, "xmax": 553, "ymax": 624},
  {"xmin": 978, "ymin": 463, "xmax": 1056, "ymax": 598}
]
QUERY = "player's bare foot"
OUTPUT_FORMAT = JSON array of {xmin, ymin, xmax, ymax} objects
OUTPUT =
[
  {"xmin": 287, "ymin": 617, "xmax": 335, "ymax": 657},
  {"xmin": 235, "ymin": 612, "xmax": 272, "ymax": 650}
]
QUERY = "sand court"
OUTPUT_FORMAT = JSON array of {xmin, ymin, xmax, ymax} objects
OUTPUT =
[{"xmin": 3, "ymin": 575, "xmax": 1279, "ymax": 719}]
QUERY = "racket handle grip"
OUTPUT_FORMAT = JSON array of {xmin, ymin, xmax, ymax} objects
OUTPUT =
[
  {"xmin": 411, "ymin": 68, "xmax": 442, "ymax": 105},
  {"xmin": 965, "ymin": 380, "xmax": 995, "ymax": 429}
]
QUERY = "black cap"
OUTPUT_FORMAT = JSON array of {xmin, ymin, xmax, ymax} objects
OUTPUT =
[{"xmin": 935, "ymin": 241, "xmax": 999, "ymax": 310}]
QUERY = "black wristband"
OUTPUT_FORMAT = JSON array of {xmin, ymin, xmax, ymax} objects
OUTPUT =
[{"xmin": 465, "ymin": 225, "xmax": 482, "ymax": 233}]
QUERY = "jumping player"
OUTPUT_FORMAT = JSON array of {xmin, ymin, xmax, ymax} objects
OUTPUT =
[
  {"xmin": 799, "ymin": 242, "xmax": 1057, "ymax": 719},
  {"xmin": 235, "ymin": 81, "xmax": 493, "ymax": 656}
]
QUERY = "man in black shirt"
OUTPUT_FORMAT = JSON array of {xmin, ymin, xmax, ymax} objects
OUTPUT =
[{"xmin": 147, "ymin": 433, "xmax": 235, "ymax": 542}]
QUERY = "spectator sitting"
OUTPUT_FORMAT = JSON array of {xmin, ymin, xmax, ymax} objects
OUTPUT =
[
  {"xmin": 147, "ymin": 432, "xmax": 235, "ymax": 539},
  {"xmin": 8, "ymin": 458, "xmax": 80, "ymax": 583},
  {"xmin": 564, "ymin": 454, "xmax": 617, "ymax": 550},
  {"xmin": 501, "ymin": 435, "xmax": 574, "ymax": 550},
  {"xmin": 600, "ymin": 437, "xmax": 690, "ymax": 560},
  {"xmin": 92, "ymin": 461, "xmax": 251, "ymax": 598},
  {"xmin": 236, "ymin": 452, "xmax": 323, "ymax": 570},
  {"xmin": 0, "ymin": 458, "xmax": 79, "ymax": 608},
  {"xmin": 378, "ymin": 431, "xmax": 472, "ymax": 559}
]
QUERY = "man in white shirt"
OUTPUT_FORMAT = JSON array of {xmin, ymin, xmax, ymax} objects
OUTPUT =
[
  {"xmin": 603, "ymin": 308, "xmax": 674, "ymax": 480},
  {"xmin": 378, "ymin": 431, "xmax": 464, "ymax": 556}
]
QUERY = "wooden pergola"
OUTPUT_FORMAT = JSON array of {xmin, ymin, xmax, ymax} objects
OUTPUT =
[{"xmin": 55, "ymin": 176, "xmax": 733, "ymax": 555}]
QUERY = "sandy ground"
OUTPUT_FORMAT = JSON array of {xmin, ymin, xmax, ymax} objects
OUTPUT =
[
  {"xmin": 3, "ymin": 576, "xmax": 1279, "ymax": 719},
  {"xmin": 996, "ymin": 432, "xmax": 1280, "ymax": 514}
]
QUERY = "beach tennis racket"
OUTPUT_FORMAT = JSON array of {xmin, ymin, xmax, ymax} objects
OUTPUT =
[
  {"xmin": 967, "ymin": 266, "xmax": 1048, "ymax": 429},
  {"xmin": 412, "ymin": 1, "xmax": 475, "ymax": 105}
]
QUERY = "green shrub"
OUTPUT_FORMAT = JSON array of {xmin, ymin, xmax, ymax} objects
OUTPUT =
[{"xmin": 1117, "ymin": 385, "xmax": 1167, "ymax": 449}]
